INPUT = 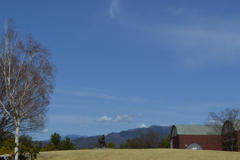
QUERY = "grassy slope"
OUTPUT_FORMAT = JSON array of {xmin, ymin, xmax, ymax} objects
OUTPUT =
[{"xmin": 37, "ymin": 149, "xmax": 240, "ymax": 160}]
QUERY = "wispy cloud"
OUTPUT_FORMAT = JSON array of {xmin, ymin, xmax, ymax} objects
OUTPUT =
[
  {"xmin": 167, "ymin": 102, "xmax": 230, "ymax": 112},
  {"xmin": 96, "ymin": 115, "xmax": 134, "ymax": 123},
  {"xmin": 56, "ymin": 88, "xmax": 116, "ymax": 100},
  {"xmin": 73, "ymin": 91, "xmax": 116, "ymax": 99},
  {"xmin": 168, "ymin": 27, "xmax": 240, "ymax": 66},
  {"xmin": 56, "ymin": 88, "xmax": 161, "ymax": 105},
  {"xmin": 110, "ymin": 0, "xmax": 120, "ymax": 18},
  {"xmin": 116, "ymin": 4, "xmax": 240, "ymax": 67},
  {"xmin": 143, "ymin": 24, "xmax": 240, "ymax": 67}
]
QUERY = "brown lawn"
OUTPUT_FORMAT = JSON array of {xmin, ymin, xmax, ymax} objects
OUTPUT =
[{"xmin": 37, "ymin": 149, "xmax": 240, "ymax": 160}]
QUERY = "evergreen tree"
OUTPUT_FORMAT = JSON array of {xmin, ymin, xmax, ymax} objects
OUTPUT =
[
  {"xmin": 159, "ymin": 134, "xmax": 171, "ymax": 148},
  {"xmin": 50, "ymin": 132, "xmax": 61, "ymax": 149},
  {"xmin": 62, "ymin": 136, "xmax": 76, "ymax": 150}
]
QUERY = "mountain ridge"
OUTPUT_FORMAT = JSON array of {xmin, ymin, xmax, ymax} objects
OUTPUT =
[{"xmin": 72, "ymin": 125, "xmax": 172, "ymax": 148}]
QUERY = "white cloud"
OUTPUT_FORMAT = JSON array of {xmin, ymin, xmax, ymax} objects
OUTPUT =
[
  {"xmin": 113, "ymin": 115, "xmax": 134, "ymax": 123},
  {"xmin": 110, "ymin": 0, "xmax": 120, "ymax": 17},
  {"xmin": 137, "ymin": 123, "xmax": 147, "ymax": 128},
  {"xmin": 208, "ymin": 120, "xmax": 222, "ymax": 125},
  {"xmin": 96, "ymin": 115, "xmax": 134, "ymax": 123},
  {"xmin": 209, "ymin": 120, "xmax": 215, "ymax": 123},
  {"xmin": 96, "ymin": 116, "xmax": 113, "ymax": 122},
  {"xmin": 42, "ymin": 128, "xmax": 49, "ymax": 133}
]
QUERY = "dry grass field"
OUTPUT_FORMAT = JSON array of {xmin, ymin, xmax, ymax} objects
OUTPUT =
[{"xmin": 37, "ymin": 149, "xmax": 240, "ymax": 160}]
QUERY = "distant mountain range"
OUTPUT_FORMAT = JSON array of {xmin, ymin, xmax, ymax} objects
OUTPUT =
[
  {"xmin": 62, "ymin": 134, "xmax": 88, "ymax": 140},
  {"xmin": 72, "ymin": 125, "xmax": 172, "ymax": 148}
]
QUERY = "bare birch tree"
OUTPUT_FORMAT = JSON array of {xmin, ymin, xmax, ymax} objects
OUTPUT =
[{"xmin": 0, "ymin": 19, "xmax": 56, "ymax": 160}]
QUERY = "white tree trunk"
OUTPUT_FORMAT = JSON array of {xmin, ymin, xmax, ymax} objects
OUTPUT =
[{"xmin": 14, "ymin": 120, "xmax": 20, "ymax": 160}]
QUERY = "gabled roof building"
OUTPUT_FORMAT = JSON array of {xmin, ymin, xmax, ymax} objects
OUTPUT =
[
  {"xmin": 171, "ymin": 125, "xmax": 222, "ymax": 150},
  {"xmin": 171, "ymin": 121, "xmax": 240, "ymax": 151}
]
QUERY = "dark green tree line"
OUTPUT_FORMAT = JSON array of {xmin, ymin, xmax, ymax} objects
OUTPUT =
[{"xmin": 43, "ymin": 132, "xmax": 76, "ymax": 151}]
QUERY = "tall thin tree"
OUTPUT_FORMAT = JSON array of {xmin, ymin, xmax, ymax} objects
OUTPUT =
[{"xmin": 0, "ymin": 19, "xmax": 56, "ymax": 160}]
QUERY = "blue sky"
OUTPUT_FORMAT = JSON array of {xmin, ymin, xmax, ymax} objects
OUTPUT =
[{"xmin": 1, "ymin": 0, "xmax": 240, "ymax": 140}]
